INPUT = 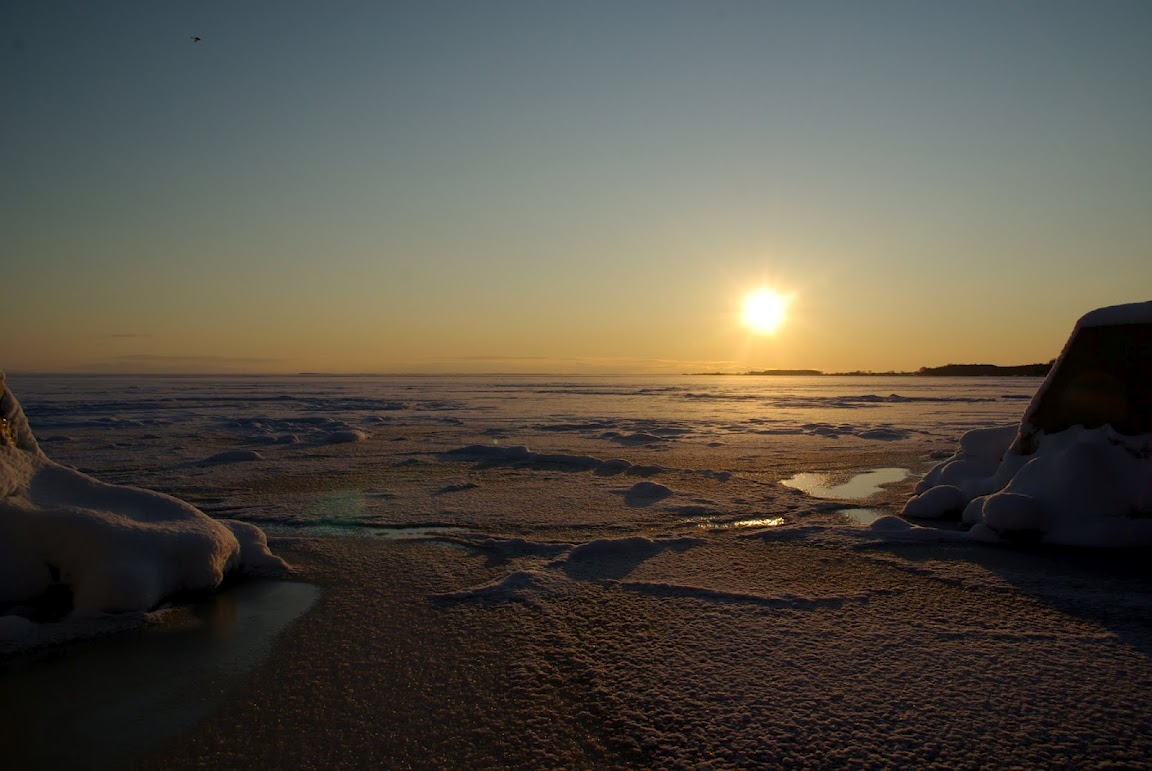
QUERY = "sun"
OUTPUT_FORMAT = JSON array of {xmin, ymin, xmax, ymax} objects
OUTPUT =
[{"xmin": 741, "ymin": 288, "xmax": 790, "ymax": 335}]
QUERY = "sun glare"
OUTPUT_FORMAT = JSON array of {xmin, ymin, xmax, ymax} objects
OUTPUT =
[{"xmin": 741, "ymin": 288, "xmax": 790, "ymax": 335}]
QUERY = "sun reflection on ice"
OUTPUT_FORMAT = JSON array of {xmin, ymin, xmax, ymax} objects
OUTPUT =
[
  {"xmin": 780, "ymin": 468, "xmax": 910, "ymax": 499},
  {"xmin": 696, "ymin": 516, "xmax": 786, "ymax": 530}
]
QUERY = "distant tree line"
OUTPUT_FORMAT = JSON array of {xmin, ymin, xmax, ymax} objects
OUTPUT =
[
  {"xmin": 745, "ymin": 369, "xmax": 824, "ymax": 376},
  {"xmin": 915, "ymin": 361, "xmax": 1054, "ymax": 377},
  {"xmin": 693, "ymin": 362, "xmax": 1054, "ymax": 377}
]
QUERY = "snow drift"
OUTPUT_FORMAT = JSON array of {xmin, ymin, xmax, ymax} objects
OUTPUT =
[
  {"xmin": 0, "ymin": 373, "xmax": 286, "ymax": 618},
  {"xmin": 902, "ymin": 301, "xmax": 1152, "ymax": 545}
]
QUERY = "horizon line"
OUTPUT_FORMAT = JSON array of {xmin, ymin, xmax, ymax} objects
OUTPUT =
[{"xmin": 4, "ymin": 367, "xmax": 1051, "ymax": 379}]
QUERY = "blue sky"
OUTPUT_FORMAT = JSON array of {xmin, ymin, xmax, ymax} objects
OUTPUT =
[{"xmin": 3, "ymin": 1, "xmax": 1150, "ymax": 373}]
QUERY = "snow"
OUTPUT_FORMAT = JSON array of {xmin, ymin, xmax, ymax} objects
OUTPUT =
[
  {"xmin": 963, "ymin": 425, "xmax": 1152, "ymax": 545},
  {"xmin": 1075, "ymin": 298, "xmax": 1152, "ymax": 328},
  {"xmin": 901, "ymin": 483, "xmax": 968, "ymax": 518},
  {"xmin": 561, "ymin": 535, "xmax": 697, "ymax": 567},
  {"xmin": 623, "ymin": 481, "xmax": 673, "ymax": 502},
  {"xmin": 0, "ymin": 373, "xmax": 286, "ymax": 623},
  {"xmin": 324, "ymin": 429, "xmax": 369, "ymax": 444},
  {"xmin": 439, "ymin": 568, "xmax": 564, "ymax": 603},
  {"xmin": 0, "ymin": 611, "xmax": 36, "ymax": 641},
  {"xmin": 911, "ymin": 424, "xmax": 1017, "ymax": 498},
  {"xmin": 6, "ymin": 362, "xmax": 1152, "ymax": 767},
  {"xmin": 903, "ymin": 301, "xmax": 1152, "ymax": 545},
  {"xmin": 204, "ymin": 449, "xmax": 264, "ymax": 463}
]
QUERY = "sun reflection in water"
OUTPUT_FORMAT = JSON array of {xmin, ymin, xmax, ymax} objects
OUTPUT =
[{"xmin": 696, "ymin": 516, "xmax": 786, "ymax": 530}]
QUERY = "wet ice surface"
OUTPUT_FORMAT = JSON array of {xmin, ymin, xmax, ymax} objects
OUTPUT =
[
  {"xmin": 11, "ymin": 374, "xmax": 1152, "ymax": 767},
  {"xmin": 779, "ymin": 467, "xmax": 914, "ymax": 525},
  {"xmin": 837, "ymin": 507, "xmax": 887, "ymax": 525},
  {"xmin": 2, "ymin": 580, "xmax": 319, "ymax": 769},
  {"xmin": 780, "ymin": 467, "xmax": 912, "ymax": 499}
]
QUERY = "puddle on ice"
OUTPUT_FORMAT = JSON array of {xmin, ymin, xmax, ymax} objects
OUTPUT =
[
  {"xmin": 297, "ymin": 523, "xmax": 467, "ymax": 540},
  {"xmin": 779, "ymin": 467, "xmax": 913, "ymax": 527},
  {"xmin": 837, "ymin": 508, "xmax": 885, "ymax": 525},
  {"xmin": 780, "ymin": 467, "xmax": 911, "ymax": 499},
  {"xmin": 2, "ymin": 580, "xmax": 320, "ymax": 769}
]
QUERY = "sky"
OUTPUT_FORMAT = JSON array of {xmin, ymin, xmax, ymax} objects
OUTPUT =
[{"xmin": 2, "ymin": 1, "xmax": 1151, "ymax": 374}]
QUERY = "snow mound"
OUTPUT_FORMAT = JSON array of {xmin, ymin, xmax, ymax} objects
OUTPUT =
[
  {"xmin": 625, "ymin": 481, "xmax": 673, "ymax": 503},
  {"xmin": 902, "ymin": 302, "xmax": 1152, "ymax": 546},
  {"xmin": 222, "ymin": 519, "xmax": 290, "ymax": 575},
  {"xmin": 566, "ymin": 535, "xmax": 669, "ymax": 562},
  {"xmin": 203, "ymin": 449, "xmax": 264, "ymax": 464},
  {"xmin": 868, "ymin": 515, "xmax": 915, "ymax": 532},
  {"xmin": 435, "ymin": 481, "xmax": 479, "ymax": 494},
  {"xmin": 619, "ymin": 580, "xmax": 864, "ymax": 609},
  {"xmin": 438, "ymin": 569, "xmax": 563, "ymax": 603},
  {"xmin": 0, "ymin": 613, "xmax": 35, "ymax": 641},
  {"xmin": 0, "ymin": 374, "xmax": 287, "ymax": 617},
  {"xmin": 595, "ymin": 458, "xmax": 633, "ymax": 475},
  {"xmin": 856, "ymin": 428, "xmax": 909, "ymax": 441},
  {"xmin": 442, "ymin": 444, "xmax": 601, "ymax": 468},
  {"xmin": 902, "ymin": 484, "xmax": 969, "ymax": 519},
  {"xmin": 556, "ymin": 535, "xmax": 701, "ymax": 581},
  {"xmin": 446, "ymin": 535, "xmax": 574, "ymax": 560},
  {"xmin": 604, "ymin": 431, "xmax": 667, "ymax": 446},
  {"xmin": 911, "ymin": 425, "xmax": 1018, "ymax": 501},
  {"xmin": 324, "ymin": 429, "xmax": 369, "ymax": 444},
  {"xmin": 444, "ymin": 444, "xmax": 532, "ymax": 461}
]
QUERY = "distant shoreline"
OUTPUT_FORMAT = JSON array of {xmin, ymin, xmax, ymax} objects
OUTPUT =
[{"xmin": 693, "ymin": 362, "xmax": 1054, "ymax": 378}]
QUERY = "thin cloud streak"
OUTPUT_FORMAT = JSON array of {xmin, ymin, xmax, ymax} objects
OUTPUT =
[
  {"xmin": 69, "ymin": 354, "xmax": 289, "ymax": 374},
  {"xmin": 393, "ymin": 355, "xmax": 742, "ymax": 374}
]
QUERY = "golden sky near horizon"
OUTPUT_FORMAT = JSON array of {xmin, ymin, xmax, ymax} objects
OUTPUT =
[{"xmin": 3, "ymin": 2, "xmax": 1150, "ymax": 374}]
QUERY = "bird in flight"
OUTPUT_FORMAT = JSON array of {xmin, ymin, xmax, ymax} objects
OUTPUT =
[{"xmin": 191, "ymin": 36, "xmax": 202, "ymax": 43}]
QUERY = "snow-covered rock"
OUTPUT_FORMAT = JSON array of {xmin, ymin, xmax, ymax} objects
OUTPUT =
[
  {"xmin": 902, "ymin": 301, "xmax": 1152, "ymax": 545},
  {"xmin": 0, "ymin": 373, "xmax": 287, "ymax": 616}
]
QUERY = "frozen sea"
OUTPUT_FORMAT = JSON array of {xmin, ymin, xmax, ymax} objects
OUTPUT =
[
  {"xmin": 7, "ymin": 373, "xmax": 1152, "ymax": 768},
  {"xmin": 7, "ymin": 373, "xmax": 1034, "ymax": 534}
]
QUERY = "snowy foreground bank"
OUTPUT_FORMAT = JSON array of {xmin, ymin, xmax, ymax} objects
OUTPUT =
[{"xmin": 1, "ymin": 373, "xmax": 286, "ymax": 644}]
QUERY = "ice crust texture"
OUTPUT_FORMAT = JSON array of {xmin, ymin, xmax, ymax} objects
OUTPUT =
[
  {"xmin": 903, "ymin": 301, "xmax": 1152, "ymax": 545},
  {"xmin": 0, "ymin": 373, "xmax": 286, "ymax": 624}
]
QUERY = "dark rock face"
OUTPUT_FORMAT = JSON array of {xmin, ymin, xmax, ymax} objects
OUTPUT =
[{"xmin": 1022, "ymin": 323, "xmax": 1152, "ymax": 448}]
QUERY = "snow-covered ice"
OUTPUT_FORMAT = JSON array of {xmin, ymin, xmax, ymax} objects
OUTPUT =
[{"xmin": 5, "ymin": 365, "xmax": 1152, "ymax": 767}]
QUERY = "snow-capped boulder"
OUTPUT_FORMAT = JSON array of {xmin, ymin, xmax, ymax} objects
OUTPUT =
[
  {"xmin": 902, "ymin": 301, "xmax": 1152, "ymax": 545},
  {"xmin": 0, "ymin": 373, "xmax": 286, "ymax": 616}
]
